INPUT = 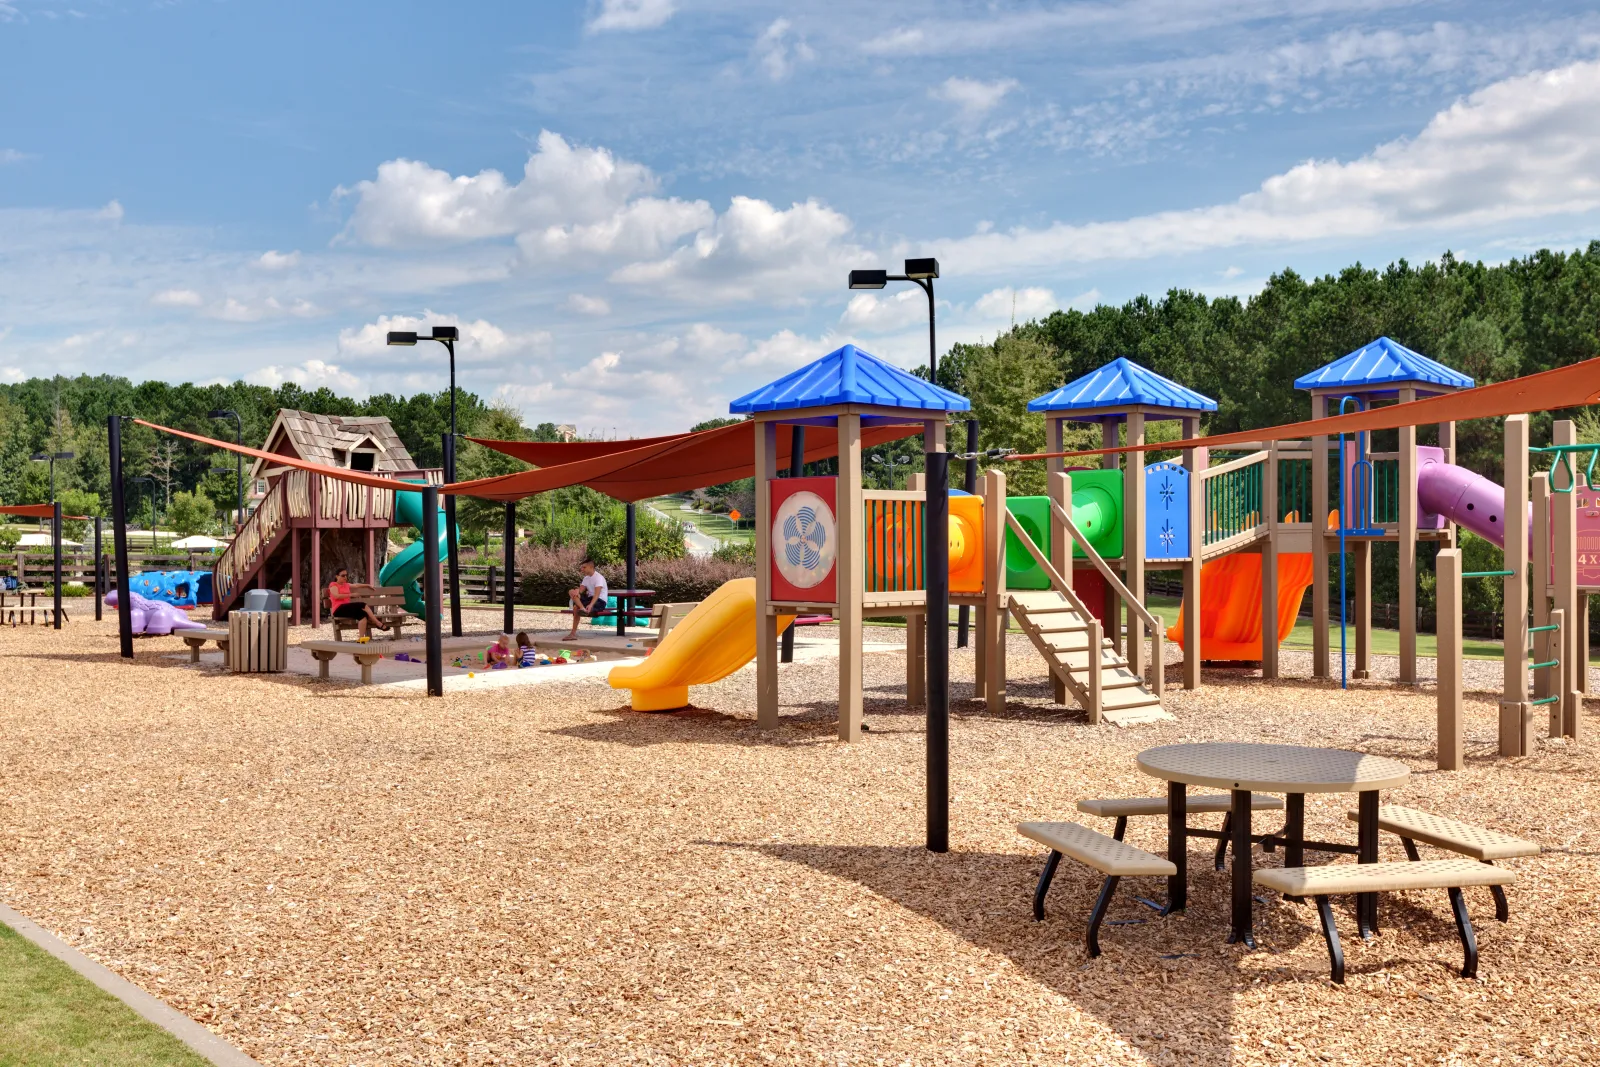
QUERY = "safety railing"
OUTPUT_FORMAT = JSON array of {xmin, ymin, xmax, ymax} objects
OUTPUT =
[
  {"xmin": 213, "ymin": 478, "xmax": 286, "ymax": 606},
  {"xmin": 1051, "ymin": 499, "xmax": 1164, "ymax": 698},
  {"xmin": 863, "ymin": 490, "xmax": 924, "ymax": 593},
  {"xmin": 1200, "ymin": 450, "xmax": 1267, "ymax": 553}
]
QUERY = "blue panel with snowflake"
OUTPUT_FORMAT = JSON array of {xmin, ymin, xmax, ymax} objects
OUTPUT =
[{"xmin": 1144, "ymin": 462, "xmax": 1190, "ymax": 560}]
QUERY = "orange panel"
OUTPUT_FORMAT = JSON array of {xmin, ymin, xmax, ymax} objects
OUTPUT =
[
  {"xmin": 948, "ymin": 496, "xmax": 985, "ymax": 594},
  {"xmin": 1167, "ymin": 551, "xmax": 1314, "ymax": 662}
]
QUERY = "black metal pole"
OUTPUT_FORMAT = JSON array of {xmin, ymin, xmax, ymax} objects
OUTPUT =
[
  {"xmin": 108, "ymin": 416, "xmax": 133, "ymax": 658},
  {"xmin": 926, "ymin": 449, "xmax": 951, "ymax": 853},
  {"xmin": 442, "ymin": 432, "xmax": 461, "ymax": 637},
  {"xmin": 234, "ymin": 417, "xmax": 243, "ymax": 530},
  {"xmin": 957, "ymin": 418, "xmax": 978, "ymax": 648},
  {"xmin": 51, "ymin": 501, "xmax": 62, "ymax": 629},
  {"xmin": 780, "ymin": 424, "xmax": 805, "ymax": 664},
  {"xmin": 502, "ymin": 500, "xmax": 516, "ymax": 635},
  {"xmin": 422, "ymin": 485, "xmax": 444, "ymax": 697},
  {"xmin": 93, "ymin": 516, "xmax": 102, "ymax": 621},
  {"xmin": 621, "ymin": 502, "xmax": 637, "ymax": 636},
  {"xmin": 924, "ymin": 278, "xmax": 937, "ymax": 382}
]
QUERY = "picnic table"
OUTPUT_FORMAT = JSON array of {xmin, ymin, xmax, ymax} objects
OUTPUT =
[
  {"xmin": 1136, "ymin": 742, "xmax": 1411, "ymax": 947},
  {"xmin": 607, "ymin": 588, "xmax": 654, "ymax": 636}
]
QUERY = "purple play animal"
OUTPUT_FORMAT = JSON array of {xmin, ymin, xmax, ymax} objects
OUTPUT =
[{"xmin": 105, "ymin": 589, "xmax": 209, "ymax": 636}]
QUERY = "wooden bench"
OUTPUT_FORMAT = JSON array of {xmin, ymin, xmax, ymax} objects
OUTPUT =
[
  {"xmin": 301, "ymin": 639, "xmax": 391, "ymax": 685},
  {"xmin": 1346, "ymin": 804, "xmax": 1538, "ymax": 922},
  {"xmin": 1078, "ymin": 793, "xmax": 1285, "ymax": 869},
  {"xmin": 330, "ymin": 586, "xmax": 416, "ymax": 641},
  {"xmin": 648, "ymin": 601, "xmax": 700, "ymax": 639},
  {"xmin": 1018, "ymin": 821, "xmax": 1177, "ymax": 958},
  {"xmin": 1254, "ymin": 859, "xmax": 1515, "ymax": 982},
  {"xmin": 180, "ymin": 628, "xmax": 231, "ymax": 663}
]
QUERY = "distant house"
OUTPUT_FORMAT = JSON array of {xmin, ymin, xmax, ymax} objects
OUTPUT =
[{"xmin": 245, "ymin": 410, "xmax": 438, "ymax": 514}]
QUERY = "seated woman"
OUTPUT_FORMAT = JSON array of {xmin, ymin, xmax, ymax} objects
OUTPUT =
[{"xmin": 327, "ymin": 568, "xmax": 391, "ymax": 638}]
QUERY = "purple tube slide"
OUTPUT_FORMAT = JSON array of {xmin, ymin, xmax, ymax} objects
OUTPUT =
[{"xmin": 1416, "ymin": 446, "xmax": 1529, "ymax": 549}]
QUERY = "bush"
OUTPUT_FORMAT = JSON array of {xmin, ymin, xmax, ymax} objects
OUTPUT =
[
  {"xmin": 712, "ymin": 540, "xmax": 755, "ymax": 565},
  {"xmin": 514, "ymin": 544, "xmax": 752, "ymax": 606},
  {"xmin": 39, "ymin": 584, "xmax": 93, "ymax": 597},
  {"xmin": 0, "ymin": 524, "xmax": 18, "ymax": 551}
]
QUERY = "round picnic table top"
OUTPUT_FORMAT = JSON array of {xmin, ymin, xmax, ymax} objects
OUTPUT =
[{"xmin": 1137, "ymin": 742, "xmax": 1410, "ymax": 794}]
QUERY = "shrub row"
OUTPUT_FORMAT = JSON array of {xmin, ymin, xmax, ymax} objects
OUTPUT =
[{"xmin": 513, "ymin": 544, "xmax": 754, "ymax": 606}]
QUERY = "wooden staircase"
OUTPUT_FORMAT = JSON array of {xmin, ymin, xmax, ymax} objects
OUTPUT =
[{"xmin": 1008, "ymin": 589, "xmax": 1171, "ymax": 726}]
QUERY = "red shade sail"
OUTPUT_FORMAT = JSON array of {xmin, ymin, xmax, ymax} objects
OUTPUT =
[
  {"xmin": 1010, "ymin": 354, "xmax": 1600, "ymax": 462},
  {"xmin": 0, "ymin": 504, "xmax": 88, "ymax": 519}
]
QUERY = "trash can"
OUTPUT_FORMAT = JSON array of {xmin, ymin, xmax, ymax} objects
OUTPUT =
[
  {"xmin": 240, "ymin": 588, "xmax": 281, "ymax": 613},
  {"xmin": 229, "ymin": 610, "xmax": 287, "ymax": 673}
]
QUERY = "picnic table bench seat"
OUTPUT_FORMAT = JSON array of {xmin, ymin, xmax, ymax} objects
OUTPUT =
[
  {"xmin": 1254, "ymin": 859, "xmax": 1515, "ymax": 983},
  {"xmin": 1345, "ymin": 804, "xmax": 1538, "ymax": 922},
  {"xmin": 1077, "ymin": 792, "xmax": 1285, "ymax": 869},
  {"xmin": 330, "ymin": 586, "xmax": 416, "ymax": 640},
  {"xmin": 180, "ymin": 628, "xmax": 231, "ymax": 662},
  {"xmin": 1018, "ymin": 821, "xmax": 1177, "ymax": 958}
]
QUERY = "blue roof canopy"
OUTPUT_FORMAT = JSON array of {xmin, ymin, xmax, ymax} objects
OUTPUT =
[
  {"xmin": 1027, "ymin": 357, "xmax": 1217, "ymax": 416},
  {"xmin": 729, "ymin": 343, "xmax": 971, "ymax": 415},
  {"xmin": 1294, "ymin": 337, "xmax": 1474, "ymax": 392}
]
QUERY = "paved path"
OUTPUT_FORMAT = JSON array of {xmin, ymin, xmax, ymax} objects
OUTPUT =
[{"xmin": 646, "ymin": 502, "xmax": 720, "ymax": 557}]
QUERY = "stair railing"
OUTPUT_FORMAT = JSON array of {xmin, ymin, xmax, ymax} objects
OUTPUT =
[
  {"xmin": 213, "ymin": 478, "xmax": 287, "ymax": 610},
  {"xmin": 1004, "ymin": 510, "xmax": 1104, "ymax": 718},
  {"xmin": 1050, "ymin": 500, "xmax": 1165, "ymax": 697}
]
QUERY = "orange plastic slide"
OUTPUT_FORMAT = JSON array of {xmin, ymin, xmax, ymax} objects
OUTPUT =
[{"xmin": 1166, "ymin": 552, "xmax": 1314, "ymax": 662}]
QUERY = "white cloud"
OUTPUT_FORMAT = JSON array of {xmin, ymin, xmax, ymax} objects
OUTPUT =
[
  {"xmin": 151, "ymin": 288, "xmax": 203, "ymax": 307},
  {"xmin": 937, "ymin": 59, "xmax": 1600, "ymax": 272},
  {"xmin": 256, "ymin": 249, "xmax": 300, "ymax": 270},
  {"xmin": 96, "ymin": 200, "xmax": 123, "ymax": 223},
  {"xmin": 931, "ymin": 77, "xmax": 1018, "ymax": 120},
  {"xmin": 973, "ymin": 286, "xmax": 1057, "ymax": 321},
  {"xmin": 212, "ymin": 296, "xmax": 321, "ymax": 322},
  {"xmin": 754, "ymin": 18, "xmax": 815, "ymax": 81},
  {"xmin": 246, "ymin": 359, "xmax": 363, "ymax": 394},
  {"xmin": 587, "ymin": 0, "xmax": 673, "ymax": 32},
  {"xmin": 335, "ymin": 311, "xmax": 551, "ymax": 366},
  {"xmin": 518, "ymin": 195, "xmax": 713, "ymax": 262},
  {"xmin": 0, "ymin": 367, "xmax": 24, "ymax": 383},
  {"xmin": 0, "ymin": 149, "xmax": 34, "ymax": 165},
  {"xmin": 840, "ymin": 288, "xmax": 927, "ymax": 332},
  {"xmin": 565, "ymin": 293, "xmax": 612, "ymax": 316}
]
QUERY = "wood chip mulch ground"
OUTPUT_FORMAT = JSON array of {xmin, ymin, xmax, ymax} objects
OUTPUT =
[{"xmin": 1, "ymin": 612, "xmax": 1598, "ymax": 1065}]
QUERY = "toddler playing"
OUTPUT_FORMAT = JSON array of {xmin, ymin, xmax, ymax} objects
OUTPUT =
[
  {"xmin": 516, "ymin": 632, "xmax": 539, "ymax": 667},
  {"xmin": 485, "ymin": 633, "xmax": 517, "ymax": 668}
]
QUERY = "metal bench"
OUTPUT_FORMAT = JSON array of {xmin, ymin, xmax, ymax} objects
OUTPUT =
[
  {"xmin": 1018, "ymin": 821, "xmax": 1177, "ymax": 957},
  {"xmin": 1254, "ymin": 859, "xmax": 1515, "ymax": 983},
  {"xmin": 1077, "ymin": 793, "xmax": 1285, "ymax": 869},
  {"xmin": 1346, "ymin": 804, "xmax": 1538, "ymax": 922},
  {"xmin": 179, "ymin": 628, "xmax": 231, "ymax": 663}
]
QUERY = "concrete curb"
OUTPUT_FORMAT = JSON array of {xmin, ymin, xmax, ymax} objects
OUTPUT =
[{"xmin": 0, "ymin": 901, "xmax": 264, "ymax": 1067}]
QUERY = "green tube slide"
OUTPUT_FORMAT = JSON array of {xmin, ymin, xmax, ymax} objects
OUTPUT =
[
  {"xmin": 1005, "ymin": 470, "xmax": 1124, "ymax": 589},
  {"xmin": 379, "ymin": 485, "xmax": 458, "ymax": 616}
]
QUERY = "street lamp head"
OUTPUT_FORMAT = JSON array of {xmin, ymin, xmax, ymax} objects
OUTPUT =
[
  {"xmin": 207, "ymin": 409, "xmax": 236, "ymax": 420},
  {"xmin": 430, "ymin": 326, "xmax": 459, "ymax": 341},
  {"xmin": 386, "ymin": 331, "xmax": 419, "ymax": 346},
  {"xmin": 30, "ymin": 452, "xmax": 47, "ymax": 461},
  {"xmin": 209, "ymin": 467, "xmax": 235, "ymax": 475},
  {"xmin": 849, "ymin": 269, "xmax": 888, "ymax": 290},
  {"xmin": 903, "ymin": 257, "xmax": 939, "ymax": 280}
]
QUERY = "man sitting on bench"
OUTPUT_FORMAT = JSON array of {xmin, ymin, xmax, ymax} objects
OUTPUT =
[
  {"xmin": 328, "ymin": 567, "xmax": 391, "ymax": 638},
  {"xmin": 562, "ymin": 558, "xmax": 608, "ymax": 640}
]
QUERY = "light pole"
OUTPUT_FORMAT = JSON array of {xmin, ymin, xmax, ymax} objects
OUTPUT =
[
  {"xmin": 848, "ymin": 258, "xmax": 940, "ymax": 381},
  {"xmin": 30, "ymin": 451, "xmax": 74, "ymax": 537},
  {"xmin": 210, "ymin": 468, "xmax": 240, "ymax": 529},
  {"xmin": 131, "ymin": 476, "xmax": 158, "ymax": 548},
  {"xmin": 207, "ymin": 409, "xmax": 244, "ymax": 529},
  {"xmin": 387, "ymin": 325, "xmax": 463, "ymax": 637}
]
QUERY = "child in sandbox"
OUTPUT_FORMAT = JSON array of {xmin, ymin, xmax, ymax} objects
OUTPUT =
[
  {"xmin": 561, "ymin": 558, "xmax": 608, "ymax": 640},
  {"xmin": 485, "ymin": 633, "xmax": 517, "ymax": 668}
]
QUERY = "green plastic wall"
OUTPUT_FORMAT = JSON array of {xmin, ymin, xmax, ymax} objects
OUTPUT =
[{"xmin": 1004, "ymin": 471, "xmax": 1125, "ymax": 589}]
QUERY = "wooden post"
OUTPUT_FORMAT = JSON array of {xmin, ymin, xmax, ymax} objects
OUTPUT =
[
  {"xmin": 1353, "ymin": 540, "xmax": 1371, "ymax": 680},
  {"xmin": 1398, "ymin": 386, "xmax": 1419, "ymax": 684},
  {"xmin": 1124, "ymin": 411, "xmax": 1146, "ymax": 680},
  {"xmin": 1311, "ymin": 393, "xmax": 1330, "ymax": 679},
  {"xmin": 1501, "ymin": 413, "xmax": 1532, "ymax": 757},
  {"xmin": 1047, "ymin": 468, "xmax": 1070, "ymax": 706},
  {"xmin": 755, "ymin": 419, "xmax": 779, "ymax": 730},
  {"xmin": 365, "ymin": 527, "xmax": 376, "ymax": 585},
  {"xmin": 1181, "ymin": 413, "xmax": 1203, "ymax": 689},
  {"xmin": 1436, "ymin": 547, "xmax": 1463, "ymax": 771},
  {"xmin": 984, "ymin": 467, "xmax": 1007, "ymax": 714},
  {"xmin": 1532, "ymin": 473, "xmax": 1553, "ymax": 705},
  {"xmin": 1581, "ymin": 592, "xmax": 1592, "ymax": 698},
  {"xmin": 905, "ymin": 471, "xmax": 927, "ymax": 706},
  {"xmin": 1554, "ymin": 419, "xmax": 1580, "ymax": 738},
  {"xmin": 1440, "ymin": 419, "xmax": 1457, "ymax": 547},
  {"xmin": 1102, "ymin": 419, "xmax": 1121, "ymax": 655},
  {"xmin": 291, "ymin": 527, "xmax": 302, "ymax": 625},
  {"xmin": 837, "ymin": 413, "xmax": 864, "ymax": 742},
  {"xmin": 1261, "ymin": 441, "xmax": 1280, "ymax": 680},
  {"xmin": 310, "ymin": 478, "xmax": 321, "ymax": 627}
]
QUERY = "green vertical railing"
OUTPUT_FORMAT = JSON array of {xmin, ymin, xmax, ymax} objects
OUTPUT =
[
  {"xmin": 1372, "ymin": 458, "xmax": 1400, "ymax": 525},
  {"xmin": 864, "ymin": 498, "xmax": 924, "ymax": 592},
  {"xmin": 1277, "ymin": 457, "xmax": 1312, "ymax": 522},
  {"xmin": 1203, "ymin": 456, "xmax": 1264, "ymax": 547}
]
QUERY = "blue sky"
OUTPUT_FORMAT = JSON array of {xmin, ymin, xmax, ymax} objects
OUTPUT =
[{"xmin": 3, "ymin": 0, "xmax": 1600, "ymax": 434}]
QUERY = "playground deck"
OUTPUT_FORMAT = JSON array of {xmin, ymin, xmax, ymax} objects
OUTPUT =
[{"xmin": 2, "ymin": 615, "xmax": 1597, "ymax": 1066}]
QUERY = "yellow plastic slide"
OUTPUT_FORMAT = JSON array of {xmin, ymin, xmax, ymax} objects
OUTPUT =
[{"xmin": 608, "ymin": 578, "xmax": 795, "ymax": 712}]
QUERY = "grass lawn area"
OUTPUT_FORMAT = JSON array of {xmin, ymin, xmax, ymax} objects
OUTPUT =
[
  {"xmin": 0, "ymin": 923, "xmax": 211, "ymax": 1067},
  {"xmin": 646, "ymin": 496, "xmax": 753, "ymax": 544}
]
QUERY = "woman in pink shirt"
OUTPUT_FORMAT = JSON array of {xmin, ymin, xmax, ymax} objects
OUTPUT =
[{"xmin": 327, "ymin": 567, "xmax": 390, "ymax": 638}]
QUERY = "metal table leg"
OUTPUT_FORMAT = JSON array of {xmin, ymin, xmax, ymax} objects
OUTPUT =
[
  {"xmin": 1163, "ymin": 780, "xmax": 1186, "ymax": 914},
  {"xmin": 1283, "ymin": 792, "xmax": 1305, "ymax": 902},
  {"xmin": 1357, "ymin": 789, "xmax": 1379, "ymax": 938},
  {"xmin": 1228, "ymin": 788, "xmax": 1255, "ymax": 947}
]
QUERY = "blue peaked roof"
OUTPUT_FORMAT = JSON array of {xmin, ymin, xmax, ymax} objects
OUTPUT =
[
  {"xmin": 1027, "ymin": 357, "xmax": 1217, "ymax": 415},
  {"xmin": 1294, "ymin": 337, "xmax": 1474, "ymax": 392},
  {"xmin": 728, "ymin": 344, "xmax": 971, "ymax": 414}
]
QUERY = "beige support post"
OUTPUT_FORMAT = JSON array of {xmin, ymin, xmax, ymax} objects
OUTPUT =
[
  {"xmin": 1084, "ymin": 616, "xmax": 1103, "ymax": 725},
  {"xmin": 1436, "ymin": 547, "xmax": 1463, "ymax": 770},
  {"xmin": 1047, "ymin": 469, "xmax": 1070, "ymax": 705},
  {"xmin": 905, "ymin": 470, "xmax": 926, "ymax": 707},
  {"xmin": 1440, "ymin": 420, "xmax": 1457, "ymax": 547},
  {"xmin": 1398, "ymin": 386, "xmax": 1419, "ymax": 684},
  {"xmin": 1554, "ymin": 419, "xmax": 1581, "ymax": 738},
  {"xmin": 1500, "ymin": 413, "xmax": 1532, "ymax": 757},
  {"xmin": 1310, "ymin": 393, "xmax": 1331, "ymax": 679},
  {"xmin": 837, "ymin": 412, "xmax": 864, "ymax": 742},
  {"xmin": 1102, "ymin": 419, "xmax": 1122, "ymax": 655},
  {"xmin": 985, "ymin": 467, "xmax": 1008, "ymax": 714},
  {"xmin": 1532, "ymin": 473, "xmax": 1553, "ymax": 706},
  {"xmin": 1353, "ymin": 541, "xmax": 1371, "ymax": 680},
  {"xmin": 1261, "ymin": 441, "xmax": 1280, "ymax": 681},
  {"xmin": 1181, "ymin": 413, "xmax": 1203, "ymax": 689},
  {"xmin": 1581, "ymin": 593, "xmax": 1592, "ymax": 697},
  {"xmin": 755, "ymin": 420, "xmax": 780, "ymax": 730},
  {"xmin": 1124, "ymin": 411, "xmax": 1146, "ymax": 681}
]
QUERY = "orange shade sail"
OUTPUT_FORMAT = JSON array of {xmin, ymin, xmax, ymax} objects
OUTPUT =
[
  {"xmin": 0, "ymin": 504, "xmax": 88, "ymax": 519},
  {"xmin": 1010, "ymin": 354, "xmax": 1600, "ymax": 462},
  {"xmin": 131, "ymin": 419, "xmax": 425, "ymax": 493}
]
